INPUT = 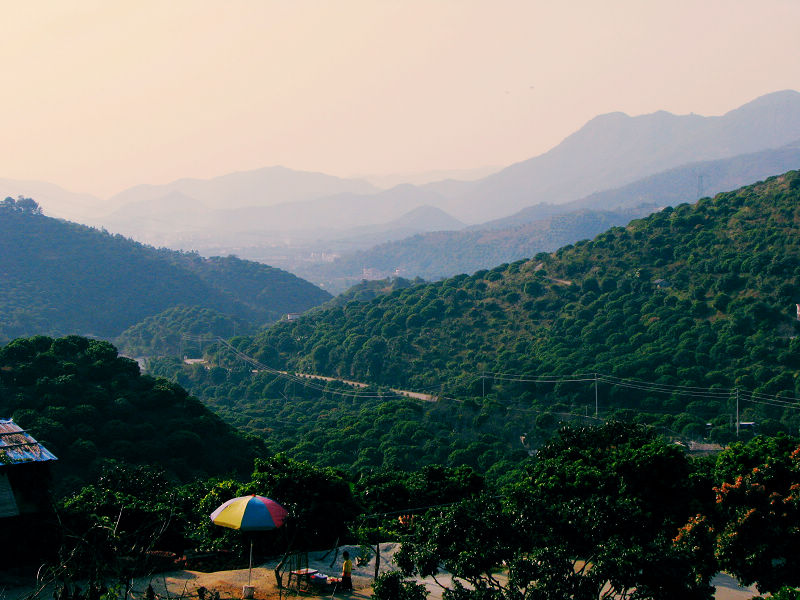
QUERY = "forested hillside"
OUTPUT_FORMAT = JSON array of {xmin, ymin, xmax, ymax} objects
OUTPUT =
[
  {"xmin": 115, "ymin": 305, "xmax": 258, "ymax": 358},
  {"xmin": 146, "ymin": 359, "xmax": 536, "ymax": 478},
  {"xmin": 321, "ymin": 276, "xmax": 427, "ymax": 308},
  {"xmin": 0, "ymin": 335, "xmax": 263, "ymax": 491},
  {"xmin": 223, "ymin": 172, "xmax": 800, "ymax": 440},
  {"xmin": 0, "ymin": 197, "xmax": 331, "ymax": 342}
]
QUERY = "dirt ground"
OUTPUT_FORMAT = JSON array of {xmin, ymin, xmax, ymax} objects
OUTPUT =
[
  {"xmin": 0, "ymin": 544, "xmax": 396, "ymax": 600},
  {"xmin": 1, "ymin": 543, "xmax": 759, "ymax": 600},
  {"xmin": 131, "ymin": 543, "xmax": 398, "ymax": 600}
]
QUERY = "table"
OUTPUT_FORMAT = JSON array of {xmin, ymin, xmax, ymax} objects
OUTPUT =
[{"xmin": 288, "ymin": 568, "xmax": 318, "ymax": 591}]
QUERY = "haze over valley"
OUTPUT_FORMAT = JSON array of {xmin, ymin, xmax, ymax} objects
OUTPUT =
[
  {"xmin": 5, "ymin": 90, "xmax": 800, "ymax": 293},
  {"xmin": 3, "ymin": 4, "xmax": 800, "ymax": 596}
]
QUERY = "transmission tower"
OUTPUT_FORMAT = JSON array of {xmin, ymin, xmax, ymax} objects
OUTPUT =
[{"xmin": 697, "ymin": 173, "xmax": 706, "ymax": 199}]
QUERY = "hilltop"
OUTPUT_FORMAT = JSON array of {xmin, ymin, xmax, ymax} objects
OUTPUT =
[
  {"xmin": 115, "ymin": 305, "xmax": 258, "ymax": 358},
  {"xmin": 0, "ymin": 197, "xmax": 331, "ymax": 343},
  {"xmin": 0, "ymin": 335, "xmax": 264, "ymax": 490}
]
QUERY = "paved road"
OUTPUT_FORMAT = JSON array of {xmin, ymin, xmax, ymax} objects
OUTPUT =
[
  {"xmin": 712, "ymin": 573, "xmax": 758, "ymax": 599},
  {"xmin": 295, "ymin": 372, "xmax": 437, "ymax": 401}
]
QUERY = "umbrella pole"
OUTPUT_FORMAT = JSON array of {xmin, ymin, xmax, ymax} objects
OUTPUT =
[{"xmin": 249, "ymin": 538, "xmax": 254, "ymax": 586}]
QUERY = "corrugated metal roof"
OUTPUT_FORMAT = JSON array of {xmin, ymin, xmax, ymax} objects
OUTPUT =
[{"xmin": 0, "ymin": 419, "xmax": 58, "ymax": 465}]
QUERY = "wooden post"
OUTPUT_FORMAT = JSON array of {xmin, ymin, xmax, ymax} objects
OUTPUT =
[{"xmin": 374, "ymin": 542, "xmax": 380, "ymax": 581}]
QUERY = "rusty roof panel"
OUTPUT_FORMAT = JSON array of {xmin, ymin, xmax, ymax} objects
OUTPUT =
[{"xmin": 0, "ymin": 419, "xmax": 58, "ymax": 465}]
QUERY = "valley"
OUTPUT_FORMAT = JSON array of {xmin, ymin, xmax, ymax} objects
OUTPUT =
[{"xmin": 4, "ymin": 94, "xmax": 800, "ymax": 600}]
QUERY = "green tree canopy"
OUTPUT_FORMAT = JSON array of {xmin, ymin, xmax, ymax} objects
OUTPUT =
[{"xmin": 397, "ymin": 423, "xmax": 716, "ymax": 600}]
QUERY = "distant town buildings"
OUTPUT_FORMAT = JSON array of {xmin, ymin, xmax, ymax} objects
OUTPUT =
[
  {"xmin": 361, "ymin": 267, "xmax": 384, "ymax": 280},
  {"xmin": 360, "ymin": 267, "xmax": 406, "ymax": 280}
]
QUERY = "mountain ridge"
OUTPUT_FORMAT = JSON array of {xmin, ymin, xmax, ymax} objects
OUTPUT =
[
  {"xmin": 287, "ymin": 141, "xmax": 800, "ymax": 290},
  {"xmin": 483, "ymin": 138, "xmax": 800, "ymax": 229},
  {"xmin": 97, "ymin": 89, "xmax": 800, "ymax": 245},
  {"xmin": 6, "ymin": 90, "xmax": 800, "ymax": 257},
  {"xmin": 453, "ymin": 90, "xmax": 800, "ymax": 222},
  {"xmin": 106, "ymin": 165, "xmax": 380, "ymax": 212}
]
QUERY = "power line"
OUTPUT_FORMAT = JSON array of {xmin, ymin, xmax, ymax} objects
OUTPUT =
[
  {"xmin": 480, "ymin": 370, "xmax": 800, "ymax": 411},
  {"xmin": 181, "ymin": 335, "xmax": 412, "ymax": 400},
  {"xmin": 178, "ymin": 334, "xmax": 800, "ymax": 413}
]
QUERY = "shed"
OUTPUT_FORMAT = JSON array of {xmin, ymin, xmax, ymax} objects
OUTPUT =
[{"xmin": 0, "ymin": 418, "xmax": 57, "ymax": 518}]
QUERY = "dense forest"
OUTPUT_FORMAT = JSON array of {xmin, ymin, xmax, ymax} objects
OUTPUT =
[
  {"xmin": 320, "ymin": 276, "xmax": 428, "ymax": 308},
  {"xmin": 146, "ymin": 358, "xmax": 538, "ymax": 478},
  {"xmin": 0, "ymin": 197, "xmax": 331, "ymax": 343},
  {"xmin": 0, "ymin": 335, "xmax": 262, "ymax": 491},
  {"xmin": 165, "ymin": 172, "xmax": 800, "ymax": 451},
  {"xmin": 115, "ymin": 305, "xmax": 258, "ymax": 358}
]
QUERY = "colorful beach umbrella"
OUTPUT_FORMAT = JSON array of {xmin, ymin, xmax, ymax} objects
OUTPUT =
[
  {"xmin": 210, "ymin": 495, "xmax": 288, "ymax": 587},
  {"xmin": 210, "ymin": 494, "xmax": 288, "ymax": 531}
]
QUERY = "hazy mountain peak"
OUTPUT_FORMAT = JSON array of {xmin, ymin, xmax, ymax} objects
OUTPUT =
[
  {"xmin": 106, "ymin": 189, "xmax": 207, "ymax": 220},
  {"xmin": 726, "ymin": 89, "xmax": 800, "ymax": 113},
  {"xmin": 455, "ymin": 89, "xmax": 800, "ymax": 223},
  {"xmin": 586, "ymin": 110, "xmax": 630, "ymax": 123},
  {"xmin": 107, "ymin": 165, "xmax": 380, "ymax": 213},
  {"xmin": 388, "ymin": 205, "xmax": 464, "ymax": 230}
]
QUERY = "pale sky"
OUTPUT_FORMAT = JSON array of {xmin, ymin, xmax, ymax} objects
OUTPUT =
[{"xmin": 1, "ymin": 0, "xmax": 799, "ymax": 198}]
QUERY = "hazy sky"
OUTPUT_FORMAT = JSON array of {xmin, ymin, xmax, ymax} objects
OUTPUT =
[{"xmin": 2, "ymin": 0, "xmax": 799, "ymax": 198}]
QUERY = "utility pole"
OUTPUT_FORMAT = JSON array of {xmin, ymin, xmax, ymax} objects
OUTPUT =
[
  {"xmin": 482, "ymin": 373, "xmax": 485, "ymax": 398},
  {"xmin": 594, "ymin": 373, "xmax": 599, "ymax": 418},
  {"xmin": 736, "ymin": 388, "xmax": 740, "ymax": 438}
]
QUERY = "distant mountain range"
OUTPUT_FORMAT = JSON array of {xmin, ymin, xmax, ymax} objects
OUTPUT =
[
  {"xmin": 93, "ymin": 89, "xmax": 800, "ymax": 239},
  {"xmin": 4, "ymin": 90, "xmax": 800, "ymax": 288},
  {"xmin": 481, "ymin": 139, "xmax": 800, "ymax": 230},
  {"xmin": 0, "ymin": 199, "xmax": 331, "ymax": 343},
  {"xmin": 106, "ymin": 165, "xmax": 379, "ymax": 212},
  {"xmin": 451, "ymin": 89, "xmax": 800, "ymax": 222},
  {"xmin": 88, "ymin": 178, "xmax": 466, "ymax": 251},
  {"xmin": 285, "ymin": 140, "xmax": 800, "ymax": 292}
]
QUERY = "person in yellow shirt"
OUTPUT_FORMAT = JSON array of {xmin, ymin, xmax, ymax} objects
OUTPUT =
[{"xmin": 341, "ymin": 551, "xmax": 353, "ymax": 591}]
